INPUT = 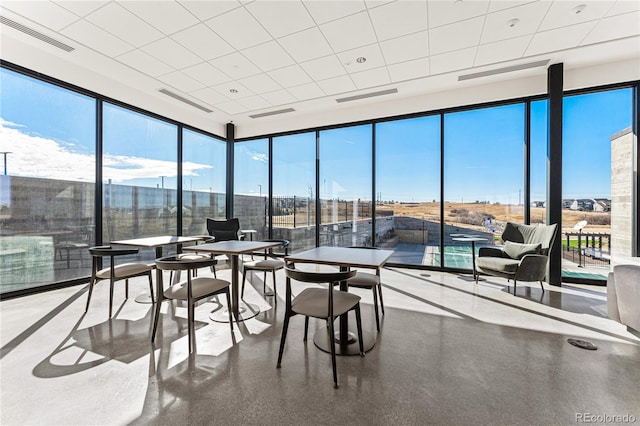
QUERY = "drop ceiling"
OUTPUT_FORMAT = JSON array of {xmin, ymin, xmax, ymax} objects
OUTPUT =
[{"xmin": 1, "ymin": 0, "xmax": 639, "ymax": 139}]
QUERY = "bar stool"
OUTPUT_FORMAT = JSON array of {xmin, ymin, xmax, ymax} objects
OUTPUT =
[
  {"xmin": 152, "ymin": 255, "xmax": 233, "ymax": 354},
  {"xmin": 86, "ymin": 246, "xmax": 154, "ymax": 317}
]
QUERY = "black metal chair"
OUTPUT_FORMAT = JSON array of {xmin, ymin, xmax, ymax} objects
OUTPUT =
[
  {"xmin": 152, "ymin": 255, "xmax": 233, "ymax": 354},
  {"xmin": 205, "ymin": 218, "xmax": 241, "ymax": 277},
  {"xmin": 241, "ymin": 239, "xmax": 289, "ymax": 299},
  {"xmin": 347, "ymin": 246, "xmax": 385, "ymax": 332},
  {"xmin": 86, "ymin": 246, "xmax": 154, "ymax": 317},
  {"xmin": 277, "ymin": 266, "xmax": 362, "ymax": 388}
]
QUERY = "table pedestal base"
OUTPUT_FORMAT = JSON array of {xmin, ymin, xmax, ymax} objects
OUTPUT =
[
  {"xmin": 209, "ymin": 299, "xmax": 260, "ymax": 323},
  {"xmin": 313, "ymin": 327, "xmax": 375, "ymax": 356},
  {"xmin": 134, "ymin": 294, "xmax": 155, "ymax": 304}
]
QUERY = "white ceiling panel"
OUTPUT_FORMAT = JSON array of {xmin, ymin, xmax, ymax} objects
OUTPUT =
[
  {"xmin": 278, "ymin": 27, "xmax": 334, "ymax": 63},
  {"xmin": 119, "ymin": 1, "xmax": 199, "ymax": 35},
  {"xmin": 320, "ymin": 11, "xmax": 377, "ymax": 53},
  {"xmin": 487, "ymin": 1, "xmax": 535, "ymax": 14},
  {"xmin": 212, "ymin": 81, "xmax": 254, "ymax": 99},
  {"xmin": 316, "ymin": 75, "xmax": 357, "ymax": 95},
  {"xmin": 238, "ymin": 73, "xmax": 282, "ymax": 94},
  {"xmin": 582, "ymin": 11, "xmax": 640, "ymax": 45},
  {"xmin": 338, "ymin": 44, "xmax": 386, "ymax": 73},
  {"xmin": 429, "ymin": 17, "xmax": 484, "ymax": 55},
  {"xmin": 190, "ymin": 87, "xmax": 230, "ymax": 105},
  {"xmin": 303, "ymin": 1, "xmax": 366, "ymax": 25},
  {"xmin": 261, "ymin": 89, "xmax": 297, "ymax": 106},
  {"xmin": 54, "ymin": 1, "xmax": 109, "ymax": 17},
  {"xmin": 157, "ymin": 71, "xmax": 205, "ymax": 92},
  {"xmin": 217, "ymin": 100, "xmax": 247, "ymax": 115},
  {"xmin": 209, "ymin": 52, "xmax": 261, "ymax": 79},
  {"xmin": 182, "ymin": 62, "xmax": 231, "ymax": 86},
  {"xmin": 300, "ymin": 55, "xmax": 347, "ymax": 80},
  {"xmin": 206, "ymin": 7, "xmax": 271, "ymax": 50},
  {"xmin": 60, "ymin": 19, "xmax": 133, "ymax": 57},
  {"xmin": 481, "ymin": 2, "xmax": 552, "ymax": 44},
  {"xmin": 1, "ymin": 1, "xmax": 79, "ymax": 31},
  {"xmin": 429, "ymin": 48, "xmax": 476, "ymax": 75},
  {"xmin": 241, "ymin": 41, "xmax": 295, "ymax": 72},
  {"xmin": 180, "ymin": 0, "xmax": 241, "ymax": 21},
  {"xmin": 288, "ymin": 82, "xmax": 325, "ymax": 101},
  {"xmin": 388, "ymin": 57, "xmax": 430, "ymax": 82},
  {"xmin": 350, "ymin": 66, "xmax": 391, "ymax": 89},
  {"xmin": 368, "ymin": 1, "xmax": 428, "ymax": 41},
  {"xmin": 171, "ymin": 24, "xmax": 235, "ymax": 61},
  {"xmin": 475, "ymin": 35, "xmax": 531, "ymax": 66},
  {"xmin": 245, "ymin": 1, "xmax": 315, "ymax": 38},
  {"xmin": 539, "ymin": 1, "xmax": 613, "ymax": 32},
  {"xmin": 237, "ymin": 95, "xmax": 272, "ymax": 110},
  {"xmin": 85, "ymin": 2, "xmax": 163, "ymax": 47},
  {"xmin": 607, "ymin": 0, "xmax": 640, "ymax": 16},
  {"xmin": 526, "ymin": 22, "xmax": 596, "ymax": 57},
  {"xmin": 142, "ymin": 38, "xmax": 203, "ymax": 69},
  {"xmin": 117, "ymin": 49, "xmax": 173, "ymax": 77},
  {"xmin": 267, "ymin": 65, "xmax": 313, "ymax": 87},
  {"xmin": 379, "ymin": 31, "xmax": 429, "ymax": 65},
  {"xmin": 428, "ymin": 0, "xmax": 490, "ymax": 28}
]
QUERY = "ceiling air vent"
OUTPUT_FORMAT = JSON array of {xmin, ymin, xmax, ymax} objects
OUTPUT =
[
  {"xmin": 158, "ymin": 89, "xmax": 213, "ymax": 113},
  {"xmin": 336, "ymin": 88, "xmax": 398, "ymax": 103},
  {"xmin": 0, "ymin": 16, "xmax": 74, "ymax": 52},
  {"xmin": 458, "ymin": 60, "xmax": 550, "ymax": 81},
  {"xmin": 249, "ymin": 108, "xmax": 295, "ymax": 119}
]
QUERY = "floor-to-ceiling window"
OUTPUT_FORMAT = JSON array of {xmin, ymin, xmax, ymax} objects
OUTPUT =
[
  {"xmin": 530, "ymin": 100, "xmax": 548, "ymax": 226},
  {"xmin": 182, "ymin": 129, "xmax": 226, "ymax": 236},
  {"xmin": 443, "ymin": 103, "xmax": 526, "ymax": 272},
  {"xmin": 102, "ymin": 104, "xmax": 178, "ymax": 251},
  {"xmin": 376, "ymin": 116, "xmax": 441, "ymax": 265},
  {"xmin": 0, "ymin": 68, "xmax": 96, "ymax": 292},
  {"xmin": 271, "ymin": 132, "xmax": 316, "ymax": 253},
  {"xmin": 234, "ymin": 139, "xmax": 269, "ymax": 240},
  {"xmin": 319, "ymin": 125, "xmax": 373, "ymax": 247}
]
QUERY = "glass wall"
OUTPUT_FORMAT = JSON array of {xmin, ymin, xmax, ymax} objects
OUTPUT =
[
  {"xmin": 530, "ymin": 100, "xmax": 548, "ymax": 226},
  {"xmin": 182, "ymin": 129, "xmax": 226, "ymax": 236},
  {"xmin": 443, "ymin": 103, "xmax": 526, "ymax": 271},
  {"xmin": 0, "ymin": 68, "xmax": 96, "ymax": 291},
  {"xmin": 319, "ymin": 125, "xmax": 373, "ymax": 247},
  {"xmin": 376, "ymin": 116, "xmax": 441, "ymax": 265},
  {"xmin": 234, "ymin": 139, "xmax": 269, "ymax": 240},
  {"xmin": 271, "ymin": 132, "xmax": 316, "ymax": 253}
]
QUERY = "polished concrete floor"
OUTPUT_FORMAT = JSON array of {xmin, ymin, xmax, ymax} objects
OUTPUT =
[{"xmin": 1, "ymin": 264, "xmax": 639, "ymax": 425}]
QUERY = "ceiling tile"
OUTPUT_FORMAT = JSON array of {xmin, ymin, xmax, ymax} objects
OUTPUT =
[
  {"xmin": 429, "ymin": 16, "xmax": 484, "ymax": 55},
  {"xmin": 237, "ymin": 73, "xmax": 281, "ymax": 94},
  {"xmin": 368, "ymin": 1, "xmax": 427, "ymax": 41},
  {"xmin": 190, "ymin": 87, "xmax": 230, "ymax": 105},
  {"xmin": 182, "ymin": 62, "xmax": 231, "ymax": 86},
  {"xmin": 117, "ymin": 49, "xmax": 174, "ymax": 77},
  {"xmin": 261, "ymin": 89, "xmax": 297, "ymax": 106},
  {"xmin": 337, "ymin": 44, "xmax": 386, "ymax": 72},
  {"xmin": 267, "ymin": 64, "xmax": 313, "ymax": 87},
  {"xmin": 119, "ymin": 1, "xmax": 199, "ymax": 35},
  {"xmin": 217, "ymin": 100, "xmax": 247, "ymax": 115},
  {"xmin": 245, "ymin": 1, "xmax": 314, "ymax": 38},
  {"xmin": 171, "ymin": 24, "xmax": 235, "ymax": 61},
  {"xmin": 142, "ymin": 37, "xmax": 203, "ymax": 69},
  {"xmin": 320, "ymin": 11, "xmax": 377, "ymax": 52},
  {"xmin": 157, "ymin": 71, "xmax": 205, "ymax": 92},
  {"xmin": 2, "ymin": 0, "xmax": 79, "ymax": 31},
  {"xmin": 60, "ymin": 19, "xmax": 133, "ymax": 57},
  {"xmin": 379, "ymin": 31, "xmax": 429, "ymax": 65},
  {"xmin": 303, "ymin": 1, "xmax": 366, "ymax": 25},
  {"xmin": 481, "ymin": 1, "xmax": 551, "ymax": 44},
  {"xmin": 212, "ymin": 81, "xmax": 254, "ymax": 99},
  {"xmin": 241, "ymin": 41, "xmax": 295, "ymax": 72},
  {"xmin": 526, "ymin": 22, "xmax": 595, "ymax": 57},
  {"xmin": 539, "ymin": 1, "xmax": 612, "ymax": 32},
  {"xmin": 316, "ymin": 75, "xmax": 356, "ymax": 96},
  {"xmin": 300, "ymin": 55, "xmax": 346, "ymax": 80},
  {"xmin": 278, "ymin": 27, "xmax": 334, "ymax": 63},
  {"xmin": 487, "ymin": 1, "xmax": 535, "ymax": 13},
  {"xmin": 581, "ymin": 11, "xmax": 640, "ymax": 45},
  {"xmin": 209, "ymin": 52, "xmax": 262, "ymax": 79},
  {"xmin": 238, "ymin": 95, "xmax": 272, "ymax": 110},
  {"xmin": 607, "ymin": 0, "xmax": 640, "ymax": 16},
  {"xmin": 428, "ymin": 0, "xmax": 490, "ymax": 28},
  {"xmin": 288, "ymin": 82, "xmax": 325, "ymax": 100},
  {"xmin": 387, "ymin": 57, "xmax": 430, "ymax": 82},
  {"xmin": 86, "ymin": 2, "xmax": 163, "ymax": 47},
  {"xmin": 350, "ymin": 66, "xmax": 391, "ymax": 89},
  {"xmin": 365, "ymin": 1, "xmax": 395, "ymax": 9},
  {"xmin": 429, "ymin": 48, "xmax": 475, "ymax": 75},
  {"xmin": 54, "ymin": 1, "xmax": 109, "ymax": 17},
  {"xmin": 179, "ymin": 0, "xmax": 241, "ymax": 21},
  {"xmin": 475, "ymin": 35, "xmax": 531, "ymax": 66},
  {"xmin": 205, "ymin": 7, "xmax": 271, "ymax": 50}
]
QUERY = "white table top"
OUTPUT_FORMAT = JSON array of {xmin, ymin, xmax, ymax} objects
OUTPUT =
[
  {"xmin": 285, "ymin": 246, "xmax": 393, "ymax": 269},
  {"xmin": 183, "ymin": 240, "xmax": 281, "ymax": 255},
  {"xmin": 111, "ymin": 235, "xmax": 204, "ymax": 247}
]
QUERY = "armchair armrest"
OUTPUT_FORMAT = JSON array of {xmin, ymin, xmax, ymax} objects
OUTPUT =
[
  {"xmin": 515, "ymin": 254, "xmax": 548, "ymax": 281},
  {"xmin": 478, "ymin": 247, "xmax": 505, "ymax": 258}
]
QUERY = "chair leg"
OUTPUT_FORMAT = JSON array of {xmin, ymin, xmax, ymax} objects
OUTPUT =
[
  {"xmin": 272, "ymin": 270, "xmax": 277, "ymax": 300},
  {"xmin": 85, "ymin": 277, "xmax": 96, "ymax": 312},
  {"xmin": 277, "ymin": 313, "xmax": 291, "ymax": 368},
  {"xmin": 372, "ymin": 287, "xmax": 380, "ymax": 332},
  {"xmin": 125, "ymin": 279, "xmax": 129, "ymax": 299},
  {"xmin": 241, "ymin": 268, "xmax": 247, "ymax": 299},
  {"xmin": 378, "ymin": 285, "xmax": 385, "ymax": 315},
  {"xmin": 539, "ymin": 281, "xmax": 545, "ymax": 293},
  {"xmin": 148, "ymin": 273, "xmax": 154, "ymax": 301},
  {"xmin": 355, "ymin": 305, "xmax": 364, "ymax": 356},
  {"xmin": 225, "ymin": 289, "xmax": 234, "ymax": 331},
  {"xmin": 328, "ymin": 317, "xmax": 338, "ymax": 388},
  {"xmin": 303, "ymin": 316, "xmax": 309, "ymax": 341},
  {"xmin": 109, "ymin": 277, "xmax": 115, "ymax": 317},
  {"xmin": 151, "ymin": 297, "xmax": 162, "ymax": 342},
  {"xmin": 513, "ymin": 280, "xmax": 517, "ymax": 296},
  {"xmin": 187, "ymin": 294, "xmax": 194, "ymax": 354},
  {"xmin": 263, "ymin": 271, "xmax": 267, "ymax": 294}
]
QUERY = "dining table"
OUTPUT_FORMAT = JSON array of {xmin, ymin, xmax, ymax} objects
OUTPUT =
[
  {"xmin": 182, "ymin": 239, "xmax": 283, "ymax": 322},
  {"xmin": 284, "ymin": 246, "xmax": 393, "ymax": 356},
  {"xmin": 110, "ymin": 235, "xmax": 205, "ymax": 303}
]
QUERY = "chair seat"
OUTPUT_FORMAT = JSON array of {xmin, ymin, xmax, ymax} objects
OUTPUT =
[
  {"xmin": 96, "ymin": 262, "xmax": 153, "ymax": 279},
  {"xmin": 177, "ymin": 253, "xmax": 211, "ymax": 261},
  {"xmin": 244, "ymin": 259, "xmax": 284, "ymax": 270},
  {"xmin": 164, "ymin": 277, "xmax": 230, "ymax": 300},
  {"xmin": 347, "ymin": 271, "xmax": 380, "ymax": 288},
  {"xmin": 476, "ymin": 257, "xmax": 520, "ymax": 274},
  {"xmin": 292, "ymin": 288, "xmax": 360, "ymax": 319}
]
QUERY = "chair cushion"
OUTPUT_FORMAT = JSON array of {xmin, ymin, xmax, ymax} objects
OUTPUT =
[
  {"xmin": 476, "ymin": 257, "xmax": 520, "ymax": 274},
  {"xmin": 292, "ymin": 288, "xmax": 360, "ymax": 319},
  {"xmin": 347, "ymin": 271, "xmax": 380, "ymax": 287},
  {"xmin": 96, "ymin": 262, "xmax": 152, "ymax": 279},
  {"xmin": 244, "ymin": 259, "xmax": 284, "ymax": 270},
  {"xmin": 177, "ymin": 253, "xmax": 211, "ymax": 261},
  {"xmin": 211, "ymin": 229, "xmax": 238, "ymax": 242},
  {"xmin": 503, "ymin": 241, "xmax": 541, "ymax": 260},
  {"xmin": 164, "ymin": 277, "xmax": 230, "ymax": 300}
]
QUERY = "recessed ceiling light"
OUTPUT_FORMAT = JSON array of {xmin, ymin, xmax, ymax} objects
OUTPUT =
[
  {"xmin": 229, "ymin": 89, "xmax": 238, "ymax": 93},
  {"xmin": 356, "ymin": 57, "xmax": 366, "ymax": 64},
  {"xmin": 573, "ymin": 4, "xmax": 587, "ymax": 14},
  {"xmin": 507, "ymin": 18, "xmax": 520, "ymax": 28}
]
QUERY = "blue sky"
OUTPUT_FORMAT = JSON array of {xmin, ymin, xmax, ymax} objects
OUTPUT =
[{"xmin": 1, "ymin": 67, "xmax": 634, "ymax": 205}]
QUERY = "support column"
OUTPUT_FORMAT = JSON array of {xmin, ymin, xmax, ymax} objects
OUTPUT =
[
  {"xmin": 226, "ymin": 122, "xmax": 235, "ymax": 219},
  {"xmin": 547, "ymin": 63, "xmax": 563, "ymax": 285}
]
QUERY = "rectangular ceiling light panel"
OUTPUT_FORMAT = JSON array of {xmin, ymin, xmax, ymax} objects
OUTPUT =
[
  {"xmin": 0, "ymin": 16, "xmax": 74, "ymax": 52},
  {"xmin": 335, "ymin": 88, "xmax": 398, "ymax": 103},
  {"xmin": 158, "ymin": 89, "xmax": 213, "ymax": 113},
  {"xmin": 249, "ymin": 108, "xmax": 295, "ymax": 118},
  {"xmin": 458, "ymin": 60, "xmax": 550, "ymax": 81}
]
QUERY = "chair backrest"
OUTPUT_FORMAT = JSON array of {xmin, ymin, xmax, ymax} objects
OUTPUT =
[
  {"xmin": 262, "ymin": 239, "xmax": 290, "ymax": 256},
  {"xmin": 284, "ymin": 266, "xmax": 355, "ymax": 284},
  {"xmin": 155, "ymin": 254, "xmax": 216, "ymax": 271},
  {"xmin": 89, "ymin": 245, "xmax": 139, "ymax": 258},
  {"xmin": 501, "ymin": 222, "xmax": 558, "ymax": 255},
  {"xmin": 206, "ymin": 218, "xmax": 240, "ymax": 242}
]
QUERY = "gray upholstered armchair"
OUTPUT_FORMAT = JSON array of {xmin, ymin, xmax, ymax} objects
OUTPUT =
[{"xmin": 475, "ymin": 222, "xmax": 558, "ymax": 295}]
